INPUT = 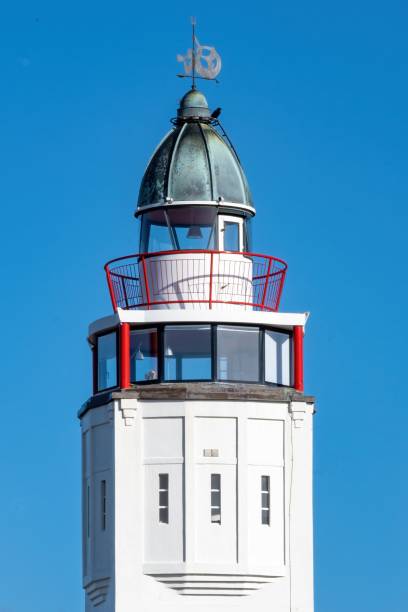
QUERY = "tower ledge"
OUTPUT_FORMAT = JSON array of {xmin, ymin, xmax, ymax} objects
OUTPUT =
[{"xmin": 79, "ymin": 382, "xmax": 315, "ymax": 418}]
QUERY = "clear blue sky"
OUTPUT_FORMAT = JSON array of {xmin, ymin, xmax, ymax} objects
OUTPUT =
[{"xmin": 1, "ymin": 1, "xmax": 407, "ymax": 610}]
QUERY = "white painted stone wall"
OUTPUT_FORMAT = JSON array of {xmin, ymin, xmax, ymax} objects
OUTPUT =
[
  {"xmin": 80, "ymin": 396, "xmax": 314, "ymax": 612},
  {"xmin": 139, "ymin": 252, "xmax": 253, "ymax": 311}
]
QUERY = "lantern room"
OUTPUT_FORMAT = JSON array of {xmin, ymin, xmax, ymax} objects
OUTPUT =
[
  {"xmin": 104, "ymin": 88, "xmax": 287, "ymax": 312},
  {"xmin": 136, "ymin": 89, "xmax": 253, "ymax": 256}
]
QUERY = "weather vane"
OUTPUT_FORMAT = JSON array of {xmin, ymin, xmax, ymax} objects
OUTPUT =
[{"xmin": 177, "ymin": 17, "xmax": 222, "ymax": 88}]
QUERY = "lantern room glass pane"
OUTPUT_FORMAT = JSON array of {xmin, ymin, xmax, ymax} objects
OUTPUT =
[
  {"xmin": 164, "ymin": 325, "xmax": 212, "ymax": 381},
  {"xmin": 140, "ymin": 209, "xmax": 173, "ymax": 253},
  {"xmin": 130, "ymin": 328, "xmax": 158, "ymax": 382},
  {"xmin": 265, "ymin": 330, "xmax": 292, "ymax": 386},
  {"xmin": 216, "ymin": 325, "xmax": 260, "ymax": 382},
  {"xmin": 97, "ymin": 332, "xmax": 117, "ymax": 391},
  {"xmin": 167, "ymin": 206, "xmax": 216, "ymax": 250}
]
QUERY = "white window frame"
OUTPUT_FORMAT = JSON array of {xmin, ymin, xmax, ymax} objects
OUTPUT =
[{"xmin": 218, "ymin": 215, "xmax": 244, "ymax": 252}]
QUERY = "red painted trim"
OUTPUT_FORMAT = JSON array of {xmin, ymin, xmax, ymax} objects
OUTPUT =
[
  {"xmin": 104, "ymin": 264, "xmax": 118, "ymax": 312},
  {"xmin": 293, "ymin": 325, "xmax": 304, "ymax": 392},
  {"xmin": 120, "ymin": 323, "xmax": 131, "ymax": 389}
]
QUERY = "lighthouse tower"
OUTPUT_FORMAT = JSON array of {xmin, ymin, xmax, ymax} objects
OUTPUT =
[{"xmin": 79, "ymin": 87, "xmax": 315, "ymax": 612}]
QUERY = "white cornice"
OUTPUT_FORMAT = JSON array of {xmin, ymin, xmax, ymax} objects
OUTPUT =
[{"xmin": 88, "ymin": 309, "xmax": 310, "ymax": 339}]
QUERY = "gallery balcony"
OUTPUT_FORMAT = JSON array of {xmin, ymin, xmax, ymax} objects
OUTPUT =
[{"xmin": 104, "ymin": 249, "xmax": 287, "ymax": 313}]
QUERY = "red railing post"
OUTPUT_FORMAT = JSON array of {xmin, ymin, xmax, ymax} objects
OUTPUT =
[
  {"xmin": 105, "ymin": 266, "xmax": 118, "ymax": 312},
  {"xmin": 209, "ymin": 252, "xmax": 214, "ymax": 309},
  {"xmin": 141, "ymin": 255, "xmax": 151, "ymax": 310},
  {"xmin": 120, "ymin": 323, "xmax": 131, "ymax": 389},
  {"xmin": 293, "ymin": 325, "xmax": 304, "ymax": 392},
  {"xmin": 275, "ymin": 268, "xmax": 286, "ymax": 311},
  {"xmin": 260, "ymin": 256, "xmax": 273, "ymax": 309}
]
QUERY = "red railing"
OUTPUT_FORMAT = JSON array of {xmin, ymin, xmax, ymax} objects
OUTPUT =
[{"xmin": 104, "ymin": 250, "xmax": 287, "ymax": 312}]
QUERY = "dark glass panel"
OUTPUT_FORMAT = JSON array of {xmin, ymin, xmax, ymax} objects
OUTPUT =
[
  {"xmin": 262, "ymin": 509, "xmax": 270, "ymax": 525},
  {"xmin": 159, "ymin": 474, "xmax": 168, "ymax": 489},
  {"xmin": 261, "ymin": 475, "xmax": 270, "ymax": 491},
  {"xmin": 130, "ymin": 328, "xmax": 158, "ymax": 382},
  {"xmin": 164, "ymin": 325, "xmax": 212, "ymax": 381},
  {"xmin": 217, "ymin": 326, "xmax": 260, "ymax": 382},
  {"xmin": 97, "ymin": 332, "xmax": 117, "ymax": 391},
  {"xmin": 223, "ymin": 221, "xmax": 240, "ymax": 251},
  {"xmin": 140, "ymin": 209, "xmax": 173, "ymax": 253},
  {"xmin": 159, "ymin": 507, "xmax": 169, "ymax": 524},
  {"xmin": 167, "ymin": 206, "xmax": 216, "ymax": 250}
]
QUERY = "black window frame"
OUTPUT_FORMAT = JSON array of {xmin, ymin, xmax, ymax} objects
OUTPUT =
[{"xmin": 92, "ymin": 323, "xmax": 294, "ymax": 393}]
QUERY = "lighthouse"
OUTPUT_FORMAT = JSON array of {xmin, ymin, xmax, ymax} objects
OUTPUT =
[{"xmin": 79, "ymin": 76, "xmax": 315, "ymax": 611}]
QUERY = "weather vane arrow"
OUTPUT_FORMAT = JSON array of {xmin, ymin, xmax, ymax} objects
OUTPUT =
[{"xmin": 177, "ymin": 17, "xmax": 222, "ymax": 87}]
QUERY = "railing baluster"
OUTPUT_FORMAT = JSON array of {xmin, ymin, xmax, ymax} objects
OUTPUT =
[
  {"xmin": 209, "ymin": 252, "xmax": 214, "ymax": 309},
  {"xmin": 105, "ymin": 266, "xmax": 118, "ymax": 312},
  {"xmin": 121, "ymin": 276, "xmax": 129, "ymax": 309},
  {"xmin": 141, "ymin": 255, "xmax": 151, "ymax": 309},
  {"xmin": 260, "ymin": 257, "xmax": 273, "ymax": 310}
]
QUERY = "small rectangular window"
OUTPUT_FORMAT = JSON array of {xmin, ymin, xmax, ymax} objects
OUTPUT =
[
  {"xmin": 211, "ymin": 474, "xmax": 221, "ymax": 524},
  {"xmin": 97, "ymin": 332, "xmax": 118, "ymax": 391},
  {"xmin": 223, "ymin": 221, "xmax": 240, "ymax": 251},
  {"xmin": 101, "ymin": 480, "xmax": 107, "ymax": 531},
  {"xmin": 159, "ymin": 473, "xmax": 169, "ymax": 524},
  {"xmin": 261, "ymin": 475, "xmax": 270, "ymax": 525}
]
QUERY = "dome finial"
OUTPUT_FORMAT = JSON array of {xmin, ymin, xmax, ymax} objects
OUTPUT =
[
  {"xmin": 177, "ymin": 88, "xmax": 211, "ymax": 120},
  {"xmin": 176, "ymin": 18, "xmax": 222, "ymax": 87}
]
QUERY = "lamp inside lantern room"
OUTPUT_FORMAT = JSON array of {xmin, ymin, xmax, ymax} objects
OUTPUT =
[{"xmin": 186, "ymin": 225, "xmax": 203, "ymax": 239}]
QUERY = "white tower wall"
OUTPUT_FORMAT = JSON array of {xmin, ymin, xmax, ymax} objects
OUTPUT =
[{"xmin": 80, "ymin": 384, "xmax": 314, "ymax": 611}]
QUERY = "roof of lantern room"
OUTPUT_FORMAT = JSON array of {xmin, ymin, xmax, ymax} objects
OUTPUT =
[{"xmin": 136, "ymin": 89, "xmax": 254, "ymax": 215}]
